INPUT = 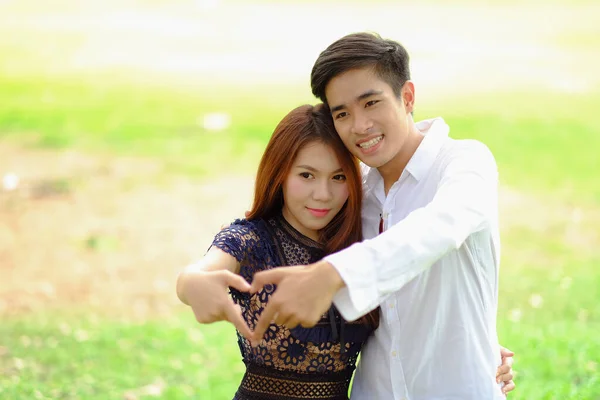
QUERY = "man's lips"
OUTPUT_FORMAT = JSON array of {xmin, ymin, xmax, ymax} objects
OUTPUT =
[
  {"xmin": 356, "ymin": 134, "xmax": 384, "ymax": 146},
  {"xmin": 356, "ymin": 134, "xmax": 384, "ymax": 154}
]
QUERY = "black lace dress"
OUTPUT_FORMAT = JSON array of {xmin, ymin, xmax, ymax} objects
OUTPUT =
[{"xmin": 211, "ymin": 215, "xmax": 373, "ymax": 400}]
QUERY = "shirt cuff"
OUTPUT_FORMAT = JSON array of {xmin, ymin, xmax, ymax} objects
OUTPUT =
[{"xmin": 324, "ymin": 243, "xmax": 379, "ymax": 322}]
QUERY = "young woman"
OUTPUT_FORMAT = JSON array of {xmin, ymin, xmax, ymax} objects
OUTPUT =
[
  {"xmin": 177, "ymin": 103, "xmax": 377, "ymax": 399},
  {"xmin": 176, "ymin": 103, "xmax": 514, "ymax": 399}
]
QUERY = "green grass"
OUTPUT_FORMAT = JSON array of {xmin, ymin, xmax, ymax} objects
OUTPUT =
[
  {"xmin": 0, "ymin": 312, "xmax": 244, "ymax": 399},
  {"xmin": 498, "ymin": 228, "xmax": 599, "ymax": 399},
  {"xmin": 0, "ymin": 75, "xmax": 314, "ymax": 176}
]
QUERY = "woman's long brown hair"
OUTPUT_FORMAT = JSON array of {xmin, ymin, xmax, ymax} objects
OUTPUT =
[{"xmin": 246, "ymin": 103, "xmax": 379, "ymax": 329}]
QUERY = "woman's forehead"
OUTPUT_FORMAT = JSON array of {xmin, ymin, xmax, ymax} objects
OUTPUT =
[{"xmin": 293, "ymin": 142, "xmax": 342, "ymax": 171}]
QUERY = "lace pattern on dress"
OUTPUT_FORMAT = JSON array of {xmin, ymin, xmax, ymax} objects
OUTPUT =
[{"xmin": 211, "ymin": 215, "xmax": 372, "ymax": 400}]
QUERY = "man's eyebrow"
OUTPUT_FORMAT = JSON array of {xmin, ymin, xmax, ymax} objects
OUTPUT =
[
  {"xmin": 330, "ymin": 89, "xmax": 384, "ymax": 114},
  {"xmin": 357, "ymin": 89, "xmax": 383, "ymax": 101}
]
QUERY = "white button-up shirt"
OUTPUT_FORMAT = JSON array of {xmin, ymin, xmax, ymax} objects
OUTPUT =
[{"xmin": 325, "ymin": 118, "xmax": 505, "ymax": 399}]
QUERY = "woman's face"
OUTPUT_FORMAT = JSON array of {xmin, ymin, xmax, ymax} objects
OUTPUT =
[{"xmin": 282, "ymin": 141, "xmax": 349, "ymax": 242}]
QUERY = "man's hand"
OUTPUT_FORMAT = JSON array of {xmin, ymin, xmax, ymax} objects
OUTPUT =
[
  {"xmin": 179, "ymin": 269, "xmax": 253, "ymax": 340},
  {"xmin": 497, "ymin": 346, "xmax": 516, "ymax": 395},
  {"xmin": 249, "ymin": 261, "xmax": 344, "ymax": 346}
]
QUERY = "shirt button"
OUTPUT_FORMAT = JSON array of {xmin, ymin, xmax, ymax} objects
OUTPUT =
[
  {"xmin": 391, "ymin": 351, "xmax": 397, "ymax": 357},
  {"xmin": 388, "ymin": 303, "xmax": 394, "ymax": 309}
]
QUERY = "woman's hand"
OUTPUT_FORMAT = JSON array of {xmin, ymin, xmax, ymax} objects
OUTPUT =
[
  {"xmin": 178, "ymin": 268, "xmax": 253, "ymax": 340},
  {"xmin": 497, "ymin": 346, "xmax": 516, "ymax": 395}
]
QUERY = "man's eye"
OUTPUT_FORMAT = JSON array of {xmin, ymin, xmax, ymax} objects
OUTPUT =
[
  {"xmin": 334, "ymin": 112, "xmax": 347, "ymax": 120},
  {"xmin": 365, "ymin": 100, "xmax": 379, "ymax": 107}
]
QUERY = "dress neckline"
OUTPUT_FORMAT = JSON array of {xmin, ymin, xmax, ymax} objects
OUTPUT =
[{"xmin": 276, "ymin": 213, "xmax": 324, "ymax": 250}]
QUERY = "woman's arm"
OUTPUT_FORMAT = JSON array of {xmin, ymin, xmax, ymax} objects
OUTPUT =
[
  {"xmin": 176, "ymin": 248, "xmax": 253, "ymax": 339},
  {"xmin": 177, "ymin": 247, "xmax": 239, "ymax": 303}
]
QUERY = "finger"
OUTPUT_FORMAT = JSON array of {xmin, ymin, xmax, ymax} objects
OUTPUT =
[
  {"xmin": 500, "ymin": 346, "xmax": 515, "ymax": 358},
  {"xmin": 279, "ymin": 314, "xmax": 299, "ymax": 330},
  {"xmin": 252, "ymin": 302, "xmax": 279, "ymax": 346},
  {"xmin": 224, "ymin": 271, "xmax": 251, "ymax": 292},
  {"xmin": 244, "ymin": 210, "xmax": 251, "ymax": 218},
  {"xmin": 496, "ymin": 363, "xmax": 511, "ymax": 377},
  {"xmin": 501, "ymin": 381, "xmax": 515, "ymax": 394},
  {"xmin": 497, "ymin": 371, "xmax": 514, "ymax": 384},
  {"xmin": 273, "ymin": 311, "xmax": 284, "ymax": 326},
  {"xmin": 250, "ymin": 268, "xmax": 288, "ymax": 293},
  {"xmin": 498, "ymin": 356, "xmax": 514, "ymax": 374},
  {"xmin": 224, "ymin": 302, "xmax": 253, "ymax": 340}
]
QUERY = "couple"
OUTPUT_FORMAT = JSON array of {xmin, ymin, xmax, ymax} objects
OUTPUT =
[{"xmin": 177, "ymin": 32, "xmax": 515, "ymax": 399}]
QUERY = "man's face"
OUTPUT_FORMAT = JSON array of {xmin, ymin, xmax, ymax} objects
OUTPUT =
[{"xmin": 325, "ymin": 67, "xmax": 413, "ymax": 169}]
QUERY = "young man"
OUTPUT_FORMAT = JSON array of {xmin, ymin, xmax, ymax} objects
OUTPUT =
[{"xmin": 251, "ymin": 32, "xmax": 514, "ymax": 399}]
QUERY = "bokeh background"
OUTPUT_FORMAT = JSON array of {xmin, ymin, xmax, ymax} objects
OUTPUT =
[{"xmin": 0, "ymin": 0, "xmax": 598, "ymax": 399}]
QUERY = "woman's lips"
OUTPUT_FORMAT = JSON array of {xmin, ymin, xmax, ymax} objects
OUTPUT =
[{"xmin": 306, "ymin": 208, "xmax": 330, "ymax": 217}]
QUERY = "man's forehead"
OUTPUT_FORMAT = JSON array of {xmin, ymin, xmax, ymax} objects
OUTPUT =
[{"xmin": 328, "ymin": 71, "xmax": 390, "ymax": 98}]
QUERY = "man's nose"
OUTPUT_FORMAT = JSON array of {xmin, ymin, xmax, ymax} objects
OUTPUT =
[{"xmin": 351, "ymin": 111, "xmax": 373, "ymax": 135}]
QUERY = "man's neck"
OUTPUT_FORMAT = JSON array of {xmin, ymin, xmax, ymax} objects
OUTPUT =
[{"xmin": 378, "ymin": 126, "xmax": 424, "ymax": 195}]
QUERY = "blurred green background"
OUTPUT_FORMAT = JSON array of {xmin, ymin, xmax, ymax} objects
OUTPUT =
[{"xmin": 0, "ymin": 0, "xmax": 598, "ymax": 399}]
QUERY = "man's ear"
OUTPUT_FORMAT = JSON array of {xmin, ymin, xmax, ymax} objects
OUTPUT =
[{"xmin": 402, "ymin": 81, "xmax": 415, "ymax": 114}]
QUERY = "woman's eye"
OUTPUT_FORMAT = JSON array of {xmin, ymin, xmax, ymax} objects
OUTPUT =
[
  {"xmin": 333, "ymin": 174, "xmax": 347, "ymax": 181},
  {"xmin": 300, "ymin": 172, "xmax": 313, "ymax": 179}
]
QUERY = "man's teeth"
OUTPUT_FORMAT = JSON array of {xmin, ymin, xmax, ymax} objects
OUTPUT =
[{"xmin": 359, "ymin": 136, "xmax": 383, "ymax": 149}]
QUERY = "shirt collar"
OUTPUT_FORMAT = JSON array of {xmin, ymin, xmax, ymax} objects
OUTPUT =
[
  {"xmin": 405, "ymin": 117, "xmax": 449, "ymax": 181},
  {"xmin": 363, "ymin": 117, "xmax": 449, "ymax": 188}
]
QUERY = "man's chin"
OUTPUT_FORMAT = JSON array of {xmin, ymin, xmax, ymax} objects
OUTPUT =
[{"xmin": 358, "ymin": 157, "xmax": 386, "ymax": 169}]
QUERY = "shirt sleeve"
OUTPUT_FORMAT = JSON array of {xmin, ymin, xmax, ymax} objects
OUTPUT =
[{"xmin": 326, "ymin": 140, "xmax": 499, "ymax": 321}]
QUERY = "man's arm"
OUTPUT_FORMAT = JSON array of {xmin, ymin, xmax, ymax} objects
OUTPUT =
[
  {"xmin": 251, "ymin": 140, "xmax": 498, "ymax": 338},
  {"xmin": 329, "ymin": 140, "xmax": 498, "ymax": 320}
]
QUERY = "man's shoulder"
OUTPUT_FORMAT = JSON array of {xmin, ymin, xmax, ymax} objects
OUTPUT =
[
  {"xmin": 439, "ymin": 137, "xmax": 496, "ymax": 165},
  {"xmin": 444, "ymin": 137, "xmax": 493, "ymax": 154}
]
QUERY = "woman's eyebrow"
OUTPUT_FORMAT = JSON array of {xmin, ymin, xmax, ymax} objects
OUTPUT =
[{"xmin": 295, "ymin": 165, "xmax": 343, "ymax": 174}]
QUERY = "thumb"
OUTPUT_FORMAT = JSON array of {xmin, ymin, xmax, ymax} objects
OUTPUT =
[
  {"xmin": 224, "ymin": 271, "xmax": 251, "ymax": 292},
  {"xmin": 250, "ymin": 267, "xmax": 288, "ymax": 293}
]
